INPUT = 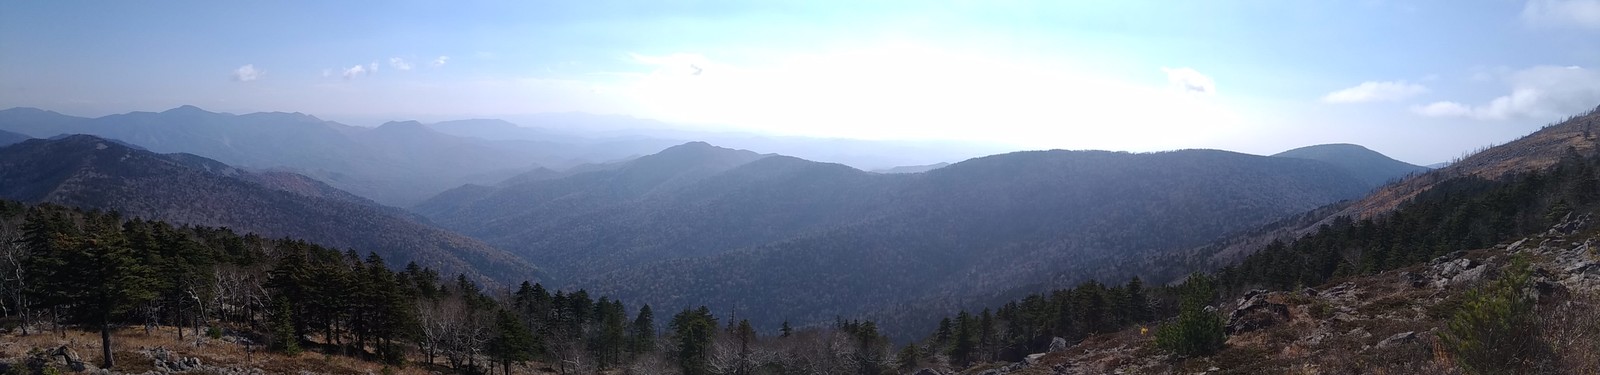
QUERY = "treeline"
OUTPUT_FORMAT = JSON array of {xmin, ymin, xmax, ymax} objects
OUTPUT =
[
  {"xmin": 910, "ymin": 278, "xmax": 1167, "ymax": 368},
  {"xmin": 912, "ymin": 148, "xmax": 1600, "ymax": 367},
  {"xmin": 1217, "ymin": 146, "xmax": 1600, "ymax": 293},
  {"xmin": 0, "ymin": 201, "xmax": 901, "ymax": 374}
]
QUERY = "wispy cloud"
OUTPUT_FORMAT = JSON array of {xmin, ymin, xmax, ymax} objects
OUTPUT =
[
  {"xmin": 1412, "ymin": 65, "xmax": 1600, "ymax": 120},
  {"xmin": 232, "ymin": 64, "xmax": 260, "ymax": 82},
  {"xmin": 1161, "ymin": 67, "xmax": 1215, "ymax": 95},
  {"xmin": 1522, "ymin": 0, "xmax": 1600, "ymax": 29},
  {"xmin": 1322, "ymin": 80, "xmax": 1427, "ymax": 103},
  {"xmin": 341, "ymin": 65, "xmax": 369, "ymax": 80},
  {"xmin": 389, "ymin": 57, "xmax": 413, "ymax": 71},
  {"xmin": 432, "ymin": 55, "xmax": 449, "ymax": 67}
]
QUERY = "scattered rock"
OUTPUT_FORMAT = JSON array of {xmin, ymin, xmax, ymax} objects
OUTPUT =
[
  {"xmin": 49, "ymin": 346, "xmax": 86, "ymax": 372},
  {"xmin": 1024, "ymin": 353, "xmax": 1046, "ymax": 365},
  {"xmin": 1048, "ymin": 337, "xmax": 1069, "ymax": 352},
  {"xmin": 1507, "ymin": 238, "xmax": 1529, "ymax": 252},
  {"xmin": 1376, "ymin": 331, "xmax": 1417, "ymax": 348},
  {"xmin": 1450, "ymin": 264, "xmax": 1489, "ymax": 286},
  {"xmin": 1400, "ymin": 272, "xmax": 1427, "ymax": 288},
  {"xmin": 1227, "ymin": 292, "xmax": 1290, "ymax": 334},
  {"xmin": 1348, "ymin": 327, "xmax": 1372, "ymax": 339},
  {"xmin": 1565, "ymin": 260, "xmax": 1596, "ymax": 274},
  {"xmin": 913, "ymin": 369, "xmax": 943, "ymax": 375}
]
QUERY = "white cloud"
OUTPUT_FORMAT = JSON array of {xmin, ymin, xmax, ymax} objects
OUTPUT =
[
  {"xmin": 1411, "ymin": 101, "xmax": 1473, "ymax": 117},
  {"xmin": 1161, "ymin": 67, "xmax": 1215, "ymax": 95},
  {"xmin": 341, "ymin": 65, "xmax": 369, "ymax": 80},
  {"xmin": 389, "ymin": 57, "xmax": 412, "ymax": 71},
  {"xmin": 1522, "ymin": 0, "xmax": 1600, "ymax": 29},
  {"xmin": 432, "ymin": 55, "xmax": 449, "ymax": 67},
  {"xmin": 368, "ymin": 62, "xmax": 379, "ymax": 73},
  {"xmin": 1412, "ymin": 65, "xmax": 1600, "ymax": 120},
  {"xmin": 232, "ymin": 64, "xmax": 260, "ymax": 82},
  {"xmin": 1322, "ymin": 80, "xmax": 1427, "ymax": 103}
]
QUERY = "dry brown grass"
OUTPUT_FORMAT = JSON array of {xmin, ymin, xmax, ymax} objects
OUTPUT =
[
  {"xmin": 0, "ymin": 325, "xmax": 489, "ymax": 374},
  {"xmin": 1540, "ymin": 292, "xmax": 1600, "ymax": 373}
]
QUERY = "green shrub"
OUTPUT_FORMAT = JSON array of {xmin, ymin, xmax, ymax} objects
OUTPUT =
[
  {"xmin": 1156, "ymin": 274, "xmax": 1227, "ymax": 356},
  {"xmin": 1442, "ymin": 255, "xmax": 1545, "ymax": 374}
]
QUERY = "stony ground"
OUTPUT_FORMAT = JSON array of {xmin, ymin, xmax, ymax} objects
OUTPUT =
[{"xmin": 938, "ymin": 215, "xmax": 1600, "ymax": 375}]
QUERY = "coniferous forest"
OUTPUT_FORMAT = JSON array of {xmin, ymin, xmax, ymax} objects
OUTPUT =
[{"xmin": 0, "ymin": 200, "xmax": 912, "ymax": 374}]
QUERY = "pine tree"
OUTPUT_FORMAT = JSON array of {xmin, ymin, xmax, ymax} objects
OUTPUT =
[
  {"xmin": 629, "ymin": 304, "xmax": 656, "ymax": 355},
  {"xmin": 1126, "ymin": 277, "xmax": 1151, "ymax": 323},
  {"xmin": 779, "ymin": 320, "xmax": 793, "ymax": 338},
  {"xmin": 935, "ymin": 317, "xmax": 954, "ymax": 353},
  {"xmin": 26, "ymin": 211, "xmax": 157, "ymax": 369},
  {"xmin": 268, "ymin": 295, "xmax": 301, "ymax": 354},
  {"xmin": 951, "ymin": 311, "xmax": 976, "ymax": 365},
  {"xmin": 488, "ymin": 309, "xmax": 535, "ymax": 375},
  {"xmin": 897, "ymin": 344, "xmax": 921, "ymax": 372},
  {"xmin": 1155, "ymin": 274, "xmax": 1226, "ymax": 357},
  {"xmin": 670, "ymin": 306, "xmax": 718, "ymax": 375}
]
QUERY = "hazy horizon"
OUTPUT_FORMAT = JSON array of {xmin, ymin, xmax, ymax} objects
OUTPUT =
[{"xmin": 7, "ymin": 1, "xmax": 1600, "ymax": 166}]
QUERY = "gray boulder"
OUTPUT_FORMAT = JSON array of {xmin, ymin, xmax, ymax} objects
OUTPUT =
[
  {"xmin": 1226, "ymin": 292, "xmax": 1290, "ymax": 334},
  {"xmin": 1048, "ymin": 337, "xmax": 1069, "ymax": 352},
  {"xmin": 1376, "ymin": 331, "xmax": 1417, "ymax": 348}
]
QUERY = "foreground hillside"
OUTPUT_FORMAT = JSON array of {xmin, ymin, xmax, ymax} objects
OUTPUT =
[
  {"xmin": 1174, "ymin": 107, "xmax": 1600, "ymax": 275},
  {"xmin": 420, "ymin": 142, "xmax": 1405, "ymax": 336},
  {"xmin": 971, "ymin": 214, "xmax": 1600, "ymax": 374},
  {"xmin": 0, "ymin": 135, "xmax": 539, "ymax": 283},
  {"xmin": 895, "ymin": 123, "xmax": 1600, "ymax": 374}
]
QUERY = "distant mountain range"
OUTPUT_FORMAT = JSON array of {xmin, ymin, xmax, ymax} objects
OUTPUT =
[
  {"xmin": 0, "ymin": 135, "xmax": 540, "ymax": 284},
  {"xmin": 0, "ymin": 107, "xmax": 681, "ymax": 206},
  {"xmin": 0, "ymin": 104, "xmax": 1450, "ymax": 338},
  {"xmin": 0, "ymin": 130, "xmax": 29, "ymax": 147},
  {"xmin": 415, "ymin": 140, "xmax": 1417, "ymax": 331},
  {"xmin": 873, "ymin": 162, "xmax": 951, "ymax": 174},
  {"xmin": 1271, "ymin": 143, "xmax": 1430, "ymax": 186}
]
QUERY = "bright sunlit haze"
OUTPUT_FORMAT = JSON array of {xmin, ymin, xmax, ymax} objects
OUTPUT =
[{"xmin": 7, "ymin": 1, "xmax": 1600, "ymax": 165}]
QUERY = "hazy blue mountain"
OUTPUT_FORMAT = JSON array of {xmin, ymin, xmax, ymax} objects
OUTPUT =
[
  {"xmin": 418, "ymin": 143, "xmax": 1374, "ymax": 332},
  {"xmin": 1271, "ymin": 143, "xmax": 1429, "ymax": 187},
  {"xmin": 0, "ymin": 106, "xmax": 685, "ymax": 205},
  {"xmin": 0, "ymin": 129, "xmax": 29, "ymax": 147},
  {"xmin": 487, "ymin": 112, "xmax": 1012, "ymax": 171},
  {"xmin": 0, "ymin": 135, "xmax": 541, "ymax": 285},
  {"xmin": 873, "ymin": 162, "xmax": 951, "ymax": 174},
  {"xmin": 1427, "ymin": 162, "xmax": 1450, "ymax": 169}
]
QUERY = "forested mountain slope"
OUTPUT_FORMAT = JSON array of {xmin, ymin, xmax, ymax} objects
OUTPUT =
[
  {"xmin": 1183, "ymin": 106, "xmax": 1600, "ymax": 270},
  {"xmin": 0, "ymin": 135, "xmax": 539, "ymax": 284},
  {"xmin": 419, "ymin": 143, "xmax": 1414, "ymax": 334},
  {"xmin": 1271, "ymin": 143, "xmax": 1429, "ymax": 187},
  {"xmin": 0, "ymin": 130, "xmax": 28, "ymax": 147}
]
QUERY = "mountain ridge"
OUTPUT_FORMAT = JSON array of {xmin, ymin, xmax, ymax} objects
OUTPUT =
[
  {"xmin": 417, "ymin": 143, "xmax": 1413, "ymax": 334},
  {"xmin": 0, "ymin": 134, "xmax": 541, "ymax": 285}
]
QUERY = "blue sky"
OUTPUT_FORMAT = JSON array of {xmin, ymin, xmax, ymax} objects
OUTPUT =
[{"xmin": 6, "ymin": 1, "xmax": 1600, "ymax": 164}]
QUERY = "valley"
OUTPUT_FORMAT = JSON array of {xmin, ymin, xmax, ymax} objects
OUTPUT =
[{"xmin": 4, "ymin": 2, "xmax": 1593, "ymax": 373}]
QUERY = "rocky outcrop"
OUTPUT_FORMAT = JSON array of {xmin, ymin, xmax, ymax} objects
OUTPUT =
[
  {"xmin": 49, "ymin": 345, "xmax": 86, "ymax": 372},
  {"xmin": 1376, "ymin": 331, "xmax": 1417, "ymax": 349},
  {"xmin": 1226, "ymin": 290, "xmax": 1290, "ymax": 334},
  {"xmin": 134, "ymin": 347, "xmax": 268, "ymax": 375},
  {"xmin": 1048, "ymin": 337, "xmax": 1069, "ymax": 352}
]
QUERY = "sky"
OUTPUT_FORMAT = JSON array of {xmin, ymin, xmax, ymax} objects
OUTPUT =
[{"xmin": 6, "ymin": 1, "xmax": 1600, "ymax": 165}]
